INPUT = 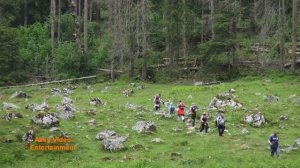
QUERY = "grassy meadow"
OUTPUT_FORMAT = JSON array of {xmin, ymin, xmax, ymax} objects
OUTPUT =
[{"xmin": 0, "ymin": 74, "xmax": 300, "ymax": 168}]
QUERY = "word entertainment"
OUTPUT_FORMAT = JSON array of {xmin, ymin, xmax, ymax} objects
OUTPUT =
[{"xmin": 30, "ymin": 144, "xmax": 76, "ymax": 151}]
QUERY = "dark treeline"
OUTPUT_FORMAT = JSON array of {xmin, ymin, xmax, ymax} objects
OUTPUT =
[{"xmin": 0, "ymin": 0, "xmax": 299, "ymax": 86}]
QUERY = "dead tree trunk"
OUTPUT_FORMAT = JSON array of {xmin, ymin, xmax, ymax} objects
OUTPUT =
[
  {"xmin": 50, "ymin": 0, "xmax": 56, "ymax": 79},
  {"xmin": 141, "ymin": 0, "xmax": 148, "ymax": 80},
  {"xmin": 210, "ymin": 0, "xmax": 215, "ymax": 39},
  {"xmin": 24, "ymin": 0, "xmax": 28, "ymax": 26},
  {"xmin": 58, "ymin": 0, "xmax": 61, "ymax": 41},
  {"xmin": 279, "ymin": 0, "xmax": 285, "ymax": 70},
  {"xmin": 291, "ymin": 0, "xmax": 297, "ymax": 70}
]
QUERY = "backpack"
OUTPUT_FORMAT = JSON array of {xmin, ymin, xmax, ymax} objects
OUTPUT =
[
  {"xmin": 217, "ymin": 116, "xmax": 225, "ymax": 126},
  {"xmin": 155, "ymin": 96, "xmax": 160, "ymax": 103},
  {"xmin": 170, "ymin": 105, "xmax": 175, "ymax": 112}
]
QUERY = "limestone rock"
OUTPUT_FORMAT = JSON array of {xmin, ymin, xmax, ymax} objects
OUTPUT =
[
  {"xmin": 132, "ymin": 121, "xmax": 156, "ymax": 133},
  {"xmin": 31, "ymin": 113, "xmax": 59, "ymax": 128},
  {"xmin": 151, "ymin": 138, "xmax": 164, "ymax": 143},
  {"xmin": 244, "ymin": 112, "xmax": 266, "ymax": 127},
  {"xmin": 242, "ymin": 128, "xmax": 249, "ymax": 134},
  {"xmin": 3, "ymin": 112, "xmax": 23, "ymax": 121},
  {"xmin": 279, "ymin": 115, "xmax": 288, "ymax": 120},
  {"xmin": 96, "ymin": 130, "xmax": 116, "ymax": 140},
  {"xmin": 22, "ymin": 130, "xmax": 36, "ymax": 144},
  {"xmin": 89, "ymin": 98, "xmax": 104, "ymax": 106},
  {"xmin": 102, "ymin": 136, "xmax": 128, "ymax": 152},
  {"xmin": 62, "ymin": 97, "xmax": 73, "ymax": 104},
  {"xmin": 11, "ymin": 91, "xmax": 29, "ymax": 98},
  {"xmin": 87, "ymin": 119, "xmax": 97, "ymax": 126},
  {"xmin": 264, "ymin": 95, "xmax": 279, "ymax": 102},
  {"xmin": 26, "ymin": 102, "xmax": 49, "ymax": 111},
  {"xmin": 3, "ymin": 102, "xmax": 19, "ymax": 110}
]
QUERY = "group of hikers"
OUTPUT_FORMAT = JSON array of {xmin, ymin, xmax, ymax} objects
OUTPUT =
[
  {"xmin": 153, "ymin": 94, "xmax": 226, "ymax": 136},
  {"xmin": 153, "ymin": 94, "xmax": 280, "ymax": 157}
]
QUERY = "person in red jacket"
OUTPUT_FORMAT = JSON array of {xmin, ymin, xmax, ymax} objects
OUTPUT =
[{"xmin": 177, "ymin": 100, "xmax": 185, "ymax": 121}]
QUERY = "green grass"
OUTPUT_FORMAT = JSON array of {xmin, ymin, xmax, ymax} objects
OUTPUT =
[{"xmin": 0, "ymin": 75, "xmax": 300, "ymax": 168}]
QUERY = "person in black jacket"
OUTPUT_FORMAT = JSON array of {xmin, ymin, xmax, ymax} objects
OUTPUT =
[
  {"xmin": 199, "ymin": 112, "xmax": 209, "ymax": 133},
  {"xmin": 268, "ymin": 132, "xmax": 279, "ymax": 157}
]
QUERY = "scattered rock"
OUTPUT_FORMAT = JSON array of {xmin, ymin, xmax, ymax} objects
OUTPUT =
[
  {"xmin": 136, "ymin": 85, "xmax": 145, "ymax": 90},
  {"xmin": 102, "ymin": 136, "xmax": 128, "ymax": 152},
  {"xmin": 242, "ymin": 128, "xmax": 249, "ymax": 134},
  {"xmin": 89, "ymin": 98, "xmax": 104, "ymax": 106},
  {"xmin": 255, "ymin": 93, "xmax": 262, "ymax": 96},
  {"xmin": 3, "ymin": 112, "xmax": 23, "ymax": 121},
  {"xmin": 31, "ymin": 113, "xmax": 59, "ymax": 128},
  {"xmin": 170, "ymin": 152, "xmax": 183, "ymax": 160},
  {"xmin": 281, "ymin": 146, "xmax": 296, "ymax": 153},
  {"xmin": 96, "ymin": 130, "xmax": 116, "ymax": 140},
  {"xmin": 62, "ymin": 97, "xmax": 73, "ymax": 104},
  {"xmin": 49, "ymin": 127, "xmax": 60, "ymax": 132},
  {"xmin": 101, "ymin": 156, "xmax": 113, "ymax": 161},
  {"xmin": 229, "ymin": 89, "xmax": 236, "ymax": 93},
  {"xmin": 132, "ymin": 121, "xmax": 156, "ymax": 133},
  {"xmin": 295, "ymin": 138, "xmax": 300, "ymax": 147},
  {"xmin": 151, "ymin": 138, "xmax": 164, "ymax": 143},
  {"xmin": 244, "ymin": 111, "xmax": 266, "ymax": 127},
  {"xmin": 208, "ymin": 96, "xmax": 242, "ymax": 110},
  {"xmin": 172, "ymin": 127, "xmax": 183, "ymax": 132},
  {"xmin": 11, "ymin": 91, "xmax": 29, "ymax": 98},
  {"xmin": 58, "ymin": 110, "xmax": 75, "ymax": 120},
  {"xmin": 3, "ymin": 102, "xmax": 19, "ymax": 110},
  {"xmin": 279, "ymin": 115, "xmax": 288, "ymax": 120},
  {"xmin": 87, "ymin": 119, "xmax": 97, "ymax": 126},
  {"xmin": 22, "ymin": 130, "xmax": 36, "ymax": 144},
  {"xmin": 26, "ymin": 102, "xmax": 49, "ymax": 111},
  {"xmin": 62, "ymin": 88, "xmax": 73, "ymax": 95},
  {"xmin": 130, "ymin": 144, "xmax": 144, "ymax": 149},
  {"xmin": 86, "ymin": 109, "xmax": 97, "ymax": 115},
  {"xmin": 67, "ymin": 84, "xmax": 77, "ymax": 90},
  {"xmin": 56, "ymin": 103, "xmax": 78, "ymax": 113},
  {"xmin": 264, "ymin": 95, "xmax": 279, "ymax": 102},
  {"xmin": 51, "ymin": 88, "xmax": 61, "ymax": 95},
  {"xmin": 287, "ymin": 94, "xmax": 300, "ymax": 106},
  {"xmin": 263, "ymin": 79, "xmax": 271, "ymax": 83},
  {"xmin": 122, "ymin": 89, "xmax": 134, "ymax": 97}
]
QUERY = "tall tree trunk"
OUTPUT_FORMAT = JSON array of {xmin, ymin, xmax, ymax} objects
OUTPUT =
[
  {"xmin": 58, "ymin": 0, "xmax": 61, "ymax": 41},
  {"xmin": 210, "ymin": 0, "xmax": 215, "ymax": 39},
  {"xmin": 291, "ymin": 0, "xmax": 297, "ymax": 70},
  {"xmin": 50, "ymin": 0, "xmax": 56, "ymax": 79},
  {"xmin": 279, "ymin": 0, "xmax": 285, "ymax": 70},
  {"xmin": 182, "ymin": 0, "xmax": 187, "ymax": 65},
  {"xmin": 89, "ymin": 0, "xmax": 93, "ymax": 21},
  {"xmin": 141, "ymin": 0, "xmax": 148, "ymax": 80},
  {"xmin": 201, "ymin": 0, "xmax": 204, "ymax": 43},
  {"xmin": 24, "ymin": 0, "xmax": 28, "ymax": 26},
  {"xmin": 128, "ymin": 0, "xmax": 135, "ymax": 78},
  {"xmin": 79, "ymin": 0, "xmax": 81, "ymax": 17},
  {"xmin": 84, "ymin": 0, "xmax": 88, "ymax": 53}
]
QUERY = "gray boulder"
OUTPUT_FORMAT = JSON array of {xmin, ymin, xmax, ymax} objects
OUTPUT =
[
  {"xmin": 96, "ymin": 130, "xmax": 116, "ymax": 140},
  {"xmin": 62, "ymin": 97, "xmax": 73, "ymax": 104},
  {"xmin": 264, "ymin": 95, "xmax": 279, "ymax": 102},
  {"xmin": 3, "ymin": 102, "xmax": 19, "ymax": 110},
  {"xmin": 31, "ymin": 113, "xmax": 59, "ymax": 128},
  {"xmin": 26, "ymin": 102, "xmax": 49, "ymax": 111},
  {"xmin": 22, "ymin": 130, "xmax": 36, "ymax": 144},
  {"xmin": 244, "ymin": 112, "xmax": 266, "ymax": 127},
  {"xmin": 294, "ymin": 138, "xmax": 300, "ymax": 147},
  {"xmin": 132, "ymin": 121, "xmax": 156, "ymax": 133},
  {"xmin": 3, "ymin": 112, "xmax": 23, "ymax": 121},
  {"xmin": 102, "ymin": 136, "xmax": 128, "ymax": 152},
  {"xmin": 11, "ymin": 91, "xmax": 29, "ymax": 98},
  {"xmin": 51, "ymin": 88, "xmax": 61, "ymax": 95},
  {"xmin": 279, "ymin": 115, "xmax": 288, "ymax": 120},
  {"xmin": 89, "ymin": 98, "xmax": 104, "ymax": 106},
  {"xmin": 242, "ymin": 128, "xmax": 249, "ymax": 134},
  {"xmin": 151, "ymin": 138, "xmax": 164, "ymax": 143},
  {"xmin": 58, "ymin": 110, "xmax": 75, "ymax": 120},
  {"xmin": 87, "ymin": 119, "xmax": 97, "ymax": 126}
]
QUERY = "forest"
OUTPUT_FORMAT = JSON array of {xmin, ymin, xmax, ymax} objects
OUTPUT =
[{"xmin": 0, "ymin": 0, "xmax": 299, "ymax": 85}]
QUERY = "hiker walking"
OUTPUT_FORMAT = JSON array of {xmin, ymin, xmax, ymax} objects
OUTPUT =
[
  {"xmin": 216, "ymin": 112, "xmax": 225, "ymax": 136},
  {"xmin": 199, "ymin": 112, "xmax": 209, "ymax": 133},
  {"xmin": 268, "ymin": 132, "xmax": 280, "ymax": 157},
  {"xmin": 177, "ymin": 100, "xmax": 185, "ymax": 121},
  {"xmin": 189, "ymin": 103, "xmax": 198, "ymax": 127},
  {"xmin": 169, "ymin": 102, "xmax": 175, "ymax": 115},
  {"xmin": 153, "ymin": 94, "xmax": 162, "ymax": 111}
]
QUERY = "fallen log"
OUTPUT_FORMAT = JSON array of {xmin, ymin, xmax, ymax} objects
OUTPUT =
[
  {"xmin": 0, "ymin": 75, "xmax": 97, "ymax": 89},
  {"xmin": 97, "ymin": 69, "xmax": 123, "ymax": 73}
]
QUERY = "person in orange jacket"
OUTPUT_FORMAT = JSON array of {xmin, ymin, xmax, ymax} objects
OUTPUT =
[{"xmin": 177, "ymin": 100, "xmax": 185, "ymax": 121}]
